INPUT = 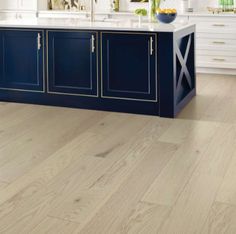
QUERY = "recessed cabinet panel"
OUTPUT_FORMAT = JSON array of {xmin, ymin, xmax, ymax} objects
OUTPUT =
[
  {"xmin": 0, "ymin": 30, "xmax": 44, "ymax": 92},
  {"xmin": 101, "ymin": 32, "xmax": 157, "ymax": 101},
  {"xmin": 0, "ymin": 1, "xmax": 18, "ymax": 10},
  {"xmin": 0, "ymin": 0, "xmax": 37, "ymax": 10},
  {"xmin": 47, "ymin": 31, "xmax": 98, "ymax": 97}
]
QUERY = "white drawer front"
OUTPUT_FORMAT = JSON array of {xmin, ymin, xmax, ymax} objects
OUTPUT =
[
  {"xmin": 196, "ymin": 44, "xmax": 236, "ymax": 52},
  {"xmin": 189, "ymin": 17, "xmax": 236, "ymax": 34},
  {"xmin": 189, "ymin": 16, "xmax": 236, "ymax": 24},
  {"xmin": 197, "ymin": 32, "xmax": 236, "ymax": 40},
  {"xmin": 196, "ymin": 24, "xmax": 236, "ymax": 34},
  {"xmin": 196, "ymin": 49, "xmax": 236, "ymax": 57},
  {"xmin": 197, "ymin": 38, "xmax": 236, "ymax": 47},
  {"xmin": 197, "ymin": 21, "xmax": 236, "ymax": 27},
  {"xmin": 197, "ymin": 55, "xmax": 236, "ymax": 69}
]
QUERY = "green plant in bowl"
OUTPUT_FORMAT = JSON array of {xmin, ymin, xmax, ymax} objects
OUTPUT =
[{"xmin": 135, "ymin": 8, "xmax": 148, "ymax": 17}]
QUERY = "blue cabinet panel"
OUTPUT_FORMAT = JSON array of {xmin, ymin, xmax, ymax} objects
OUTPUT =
[
  {"xmin": 0, "ymin": 30, "xmax": 44, "ymax": 92},
  {"xmin": 101, "ymin": 32, "xmax": 157, "ymax": 101},
  {"xmin": 47, "ymin": 31, "xmax": 98, "ymax": 97}
]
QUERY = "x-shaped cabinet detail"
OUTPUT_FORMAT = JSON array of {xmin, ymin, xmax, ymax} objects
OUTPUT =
[{"xmin": 174, "ymin": 33, "xmax": 195, "ymax": 105}]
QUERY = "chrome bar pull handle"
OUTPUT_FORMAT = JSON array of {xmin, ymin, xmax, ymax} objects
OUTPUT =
[
  {"xmin": 150, "ymin": 37, "xmax": 154, "ymax": 56},
  {"xmin": 37, "ymin": 33, "xmax": 41, "ymax": 50},
  {"xmin": 213, "ymin": 58, "xmax": 225, "ymax": 62},
  {"xmin": 212, "ymin": 24, "xmax": 225, "ymax": 27},
  {"xmin": 91, "ymin": 35, "xmax": 95, "ymax": 53},
  {"xmin": 213, "ymin": 41, "xmax": 225, "ymax": 44}
]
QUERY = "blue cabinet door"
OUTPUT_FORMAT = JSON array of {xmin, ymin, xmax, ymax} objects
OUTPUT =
[
  {"xmin": 47, "ymin": 31, "xmax": 98, "ymax": 97},
  {"xmin": 0, "ymin": 30, "xmax": 44, "ymax": 92},
  {"xmin": 101, "ymin": 32, "xmax": 157, "ymax": 101}
]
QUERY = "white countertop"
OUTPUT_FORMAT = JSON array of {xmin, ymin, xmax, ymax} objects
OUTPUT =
[
  {"xmin": 179, "ymin": 12, "xmax": 236, "ymax": 17},
  {"xmin": 0, "ymin": 18, "xmax": 194, "ymax": 33},
  {"xmin": 38, "ymin": 10, "xmax": 236, "ymax": 17}
]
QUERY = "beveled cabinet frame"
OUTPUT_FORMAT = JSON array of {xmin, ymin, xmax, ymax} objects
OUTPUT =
[
  {"xmin": 0, "ymin": 28, "xmax": 45, "ymax": 93},
  {"xmin": 100, "ymin": 31, "xmax": 158, "ymax": 103},
  {"xmin": 46, "ymin": 30, "xmax": 100, "ymax": 98}
]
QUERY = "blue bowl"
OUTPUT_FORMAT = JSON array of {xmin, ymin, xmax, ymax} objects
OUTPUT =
[{"xmin": 156, "ymin": 12, "xmax": 177, "ymax": 24}]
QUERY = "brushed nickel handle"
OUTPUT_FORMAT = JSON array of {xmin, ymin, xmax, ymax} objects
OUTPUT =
[
  {"xmin": 212, "ymin": 24, "xmax": 225, "ymax": 27},
  {"xmin": 91, "ymin": 35, "xmax": 95, "ymax": 53},
  {"xmin": 212, "ymin": 41, "xmax": 225, "ymax": 44},
  {"xmin": 213, "ymin": 58, "xmax": 225, "ymax": 62},
  {"xmin": 150, "ymin": 37, "xmax": 154, "ymax": 56},
  {"xmin": 37, "ymin": 33, "xmax": 41, "ymax": 50}
]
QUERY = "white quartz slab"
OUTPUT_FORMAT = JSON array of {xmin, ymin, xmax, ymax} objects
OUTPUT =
[
  {"xmin": 0, "ymin": 18, "xmax": 194, "ymax": 32},
  {"xmin": 180, "ymin": 12, "xmax": 236, "ymax": 17}
]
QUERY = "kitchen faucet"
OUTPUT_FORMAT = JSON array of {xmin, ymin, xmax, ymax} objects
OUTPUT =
[{"xmin": 90, "ymin": 0, "xmax": 97, "ymax": 22}]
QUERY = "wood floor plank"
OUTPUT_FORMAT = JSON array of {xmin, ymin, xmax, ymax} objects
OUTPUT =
[
  {"xmin": 0, "ymin": 105, "xmax": 51, "ymax": 149},
  {"xmin": 216, "ymin": 148, "xmax": 236, "ymax": 206},
  {"xmin": 0, "ymin": 108, "xmax": 107, "ymax": 183},
  {"xmin": 117, "ymin": 202, "xmax": 170, "ymax": 234},
  {"xmin": 0, "ymin": 112, "xmax": 140, "ymax": 209},
  {"xmin": 201, "ymin": 202, "xmax": 236, "ymax": 234},
  {"xmin": 78, "ymin": 142, "xmax": 177, "ymax": 234},
  {"xmin": 222, "ymin": 98, "xmax": 236, "ymax": 124},
  {"xmin": 31, "ymin": 216, "xmax": 79, "ymax": 234},
  {"xmin": 200, "ymin": 96, "xmax": 236, "ymax": 124},
  {"xmin": 0, "ymin": 114, "xmax": 153, "ymax": 233},
  {"xmin": 0, "ymin": 103, "xmax": 28, "ymax": 120},
  {"xmin": 177, "ymin": 95, "xmax": 214, "ymax": 120},
  {"xmin": 0, "ymin": 74, "xmax": 235, "ymax": 233},
  {"xmin": 47, "ymin": 118, "xmax": 171, "ymax": 227},
  {"xmin": 156, "ymin": 122, "xmax": 236, "ymax": 233},
  {"xmin": 194, "ymin": 123, "xmax": 236, "ymax": 177},
  {"xmin": 158, "ymin": 119, "xmax": 218, "ymax": 145},
  {"xmin": 178, "ymin": 75, "xmax": 225, "ymax": 120},
  {"xmin": 178, "ymin": 75, "xmax": 236, "ymax": 122},
  {"xmin": 0, "ymin": 181, "xmax": 8, "ymax": 191},
  {"xmin": 158, "ymin": 173, "xmax": 223, "ymax": 234},
  {"xmin": 142, "ymin": 120, "xmax": 219, "ymax": 206},
  {"xmin": 0, "ymin": 112, "xmax": 129, "ymax": 207},
  {"xmin": 0, "ymin": 105, "xmax": 40, "ymax": 128},
  {"xmin": 0, "ymin": 189, "xmax": 63, "ymax": 234}
]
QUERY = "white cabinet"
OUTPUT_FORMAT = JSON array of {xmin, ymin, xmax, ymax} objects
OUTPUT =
[
  {"xmin": 0, "ymin": 0, "xmax": 37, "ymax": 11},
  {"xmin": 0, "ymin": 1, "xmax": 19, "ymax": 10},
  {"xmin": 182, "ymin": 14, "xmax": 236, "ymax": 75},
  {"xmin": 0, "ymin": 0, "xmax": 37, "ymax": 19}
]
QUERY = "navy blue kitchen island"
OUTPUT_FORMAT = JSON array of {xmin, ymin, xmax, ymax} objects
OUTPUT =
[{"xmin": 0, "ymin": 19, "xmax": 196, "ymax": 118}]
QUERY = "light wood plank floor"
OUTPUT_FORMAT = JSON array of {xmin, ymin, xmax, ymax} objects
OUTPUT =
[{"xmin": 0, "ymin": 74, "xmax": 236, "ymax": 234}]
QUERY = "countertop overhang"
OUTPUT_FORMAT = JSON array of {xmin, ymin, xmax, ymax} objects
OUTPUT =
[{"xmin": 0, "ymin": 18, "xmax": 195, "ymax": 33}]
